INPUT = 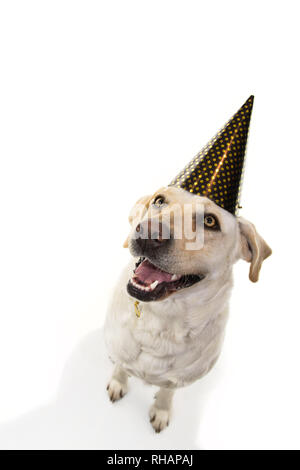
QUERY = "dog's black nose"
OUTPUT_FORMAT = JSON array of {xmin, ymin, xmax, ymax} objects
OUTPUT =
[{"xmin": 135, "ymin": 219, "xmax": 170, "ymax": 250}]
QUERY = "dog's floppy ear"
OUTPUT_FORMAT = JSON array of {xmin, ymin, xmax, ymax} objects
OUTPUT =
[
  {"xmin": 238, "ymin": 217, "xmax": 272, "ymax": 282},
  {"xmin": 123, "ymin": 194, "xmax": 152, "ymax": 248}
]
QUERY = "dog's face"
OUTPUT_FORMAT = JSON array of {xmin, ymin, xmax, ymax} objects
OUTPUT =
[{"xmin": 125, "ymin": 186, "xmax": 271, "ymax": 302}]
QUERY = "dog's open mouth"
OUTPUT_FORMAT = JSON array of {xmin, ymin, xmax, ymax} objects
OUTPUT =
[{"xmin": 127, "ymin": 257, "xmax": 204, "ymax": 302}]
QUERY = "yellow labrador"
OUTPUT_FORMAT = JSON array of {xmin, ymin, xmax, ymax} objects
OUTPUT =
[{"xmin": 104, "ymin": 186, "xmax": 271, "ymax": 432}]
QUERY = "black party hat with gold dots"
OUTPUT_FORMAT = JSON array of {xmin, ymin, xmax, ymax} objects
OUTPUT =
[{"xmin": 169, "ymin": 96, "xmax": 254, "ymax": 215}]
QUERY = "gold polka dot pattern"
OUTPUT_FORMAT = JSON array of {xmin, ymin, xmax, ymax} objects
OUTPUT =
[{"xmin": 169, "ymin": 96, "xmax": 254, "ymax": 215}]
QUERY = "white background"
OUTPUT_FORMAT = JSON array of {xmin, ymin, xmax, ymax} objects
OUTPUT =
[{"xmin": 0, "ymin": 0, "xmax": 299, "ymax": 450}]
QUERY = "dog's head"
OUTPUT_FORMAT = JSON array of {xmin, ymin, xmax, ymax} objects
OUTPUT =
[{"xmin": 124, "ymin": 186, "xmax": 272, "ymax": 302}]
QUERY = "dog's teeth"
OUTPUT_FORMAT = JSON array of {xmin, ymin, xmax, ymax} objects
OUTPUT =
[
  {"xmin": 150, "ymin": 280, "xmax": 159, "ymax": 290},
  {"xmin": 171, "ymin": 274, "xmax": 178, "ymax": 281},
  {"xmin": 131, "ymin": 278, "xmax": 160, "ymax": 292},
  {"xmin": 132, "ymin": 278, "xmax": 150, "ymax": 291},
  {"xmin": 132, "ymin": 279, "xmax": 142, "ymax": 289}
]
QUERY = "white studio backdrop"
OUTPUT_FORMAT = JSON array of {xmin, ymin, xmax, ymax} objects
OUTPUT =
[{"xmin": 0, "ymin": 0, "xmax": 299, "ymax": 449}]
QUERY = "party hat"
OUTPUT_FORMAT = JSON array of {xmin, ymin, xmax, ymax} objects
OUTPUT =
[{"xmin": 169, "ymin": 96, "xmax": 254, "ymax": 215}]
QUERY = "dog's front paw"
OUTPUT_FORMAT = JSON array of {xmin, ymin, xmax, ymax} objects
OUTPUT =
[
  {"xmin": 149, "ymin": 405, "xmax": 170, "ymax": 433},
  {"xmin": 106, "ymin": 378, "xmax": 128, "ymax": 402}
]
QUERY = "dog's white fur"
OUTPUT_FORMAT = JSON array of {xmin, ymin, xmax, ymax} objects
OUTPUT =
[{"xmin": 104, "ymin": 186, "xmax": 271, "ymax": 432}]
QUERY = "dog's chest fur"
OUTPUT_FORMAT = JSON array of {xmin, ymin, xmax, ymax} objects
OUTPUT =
[{"xmin": 104, "ymin": 262, "xmax": 233, "ymax": 389}]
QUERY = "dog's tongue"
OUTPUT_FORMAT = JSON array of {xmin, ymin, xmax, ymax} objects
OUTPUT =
[{"xmin": 134, "ymin": 259, "xmax": 173, "ymax": 285}]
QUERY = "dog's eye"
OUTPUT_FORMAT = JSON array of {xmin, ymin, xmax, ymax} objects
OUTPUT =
[
  {"xmin": 153, "ymin": 196, "xmax": 165, "ymax": 207},
  {"xmin": 204, "ymin": 214, "xmax": 219, "ymax": 230}
]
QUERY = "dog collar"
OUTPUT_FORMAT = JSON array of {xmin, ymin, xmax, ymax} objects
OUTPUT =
[{"xmin": 134, "ymin": 300, "xmax": 141, "ymax": 318}]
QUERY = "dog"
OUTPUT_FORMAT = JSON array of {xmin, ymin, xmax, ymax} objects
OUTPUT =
[{"xmin": 104, "ymin": 185, "xmax": 271, "ymax": 432}]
